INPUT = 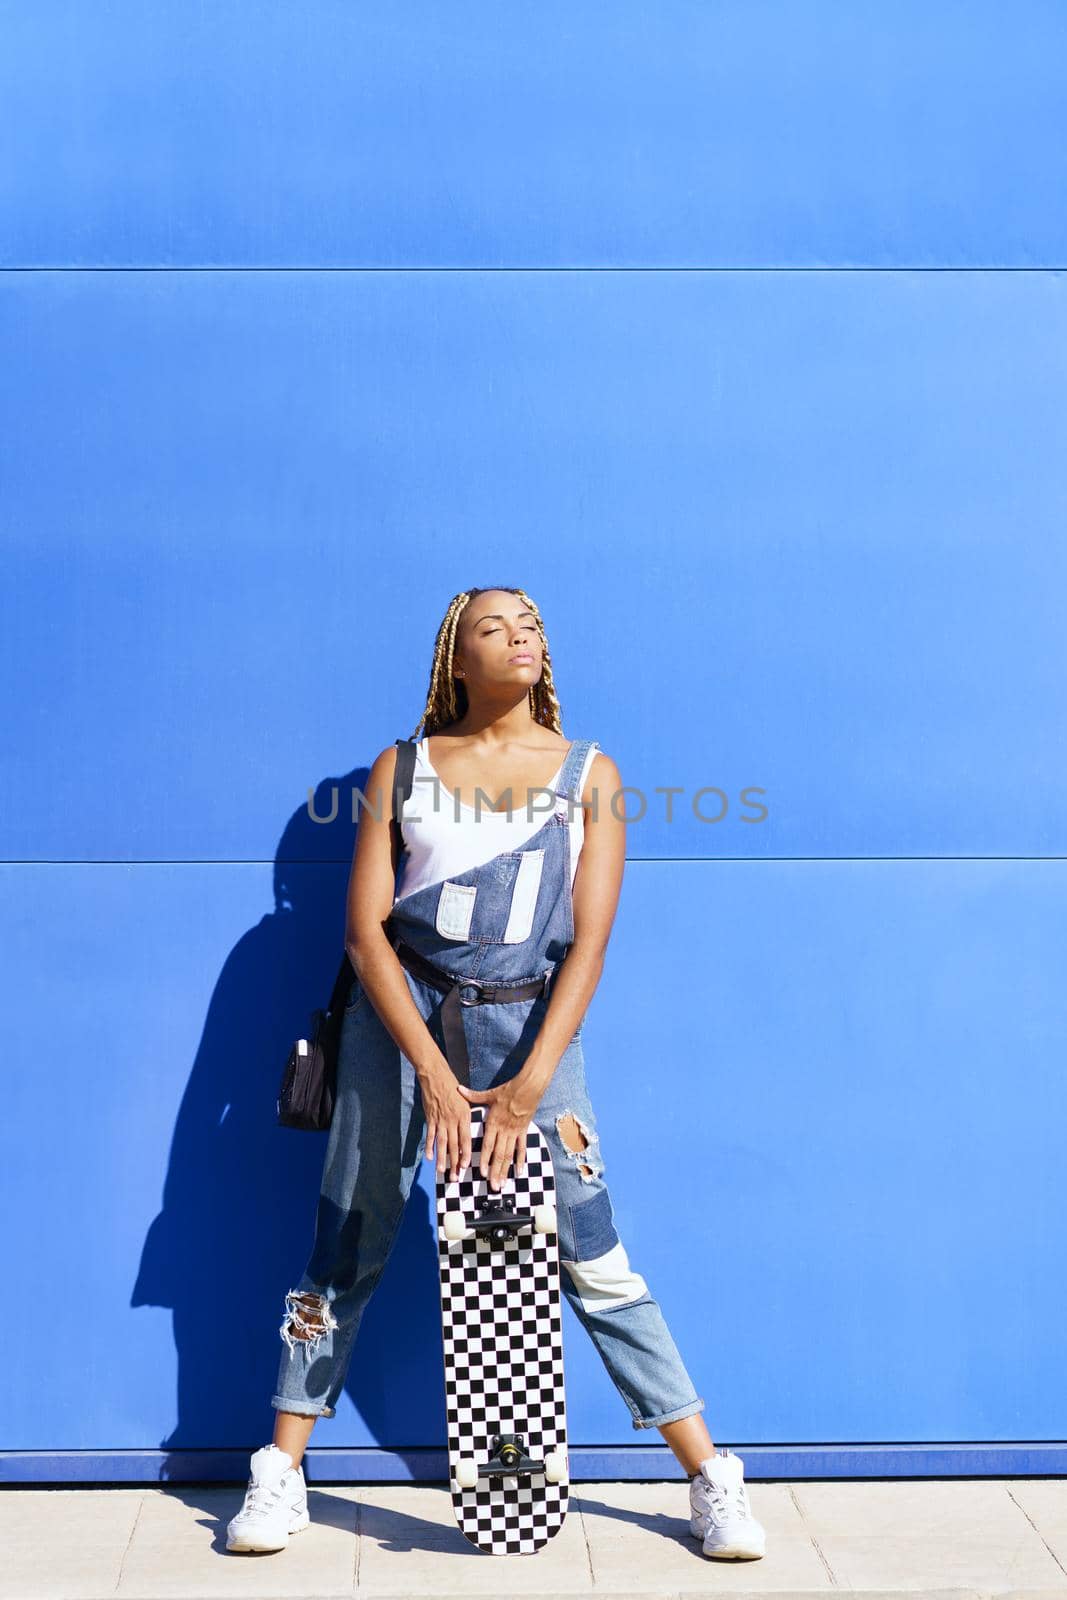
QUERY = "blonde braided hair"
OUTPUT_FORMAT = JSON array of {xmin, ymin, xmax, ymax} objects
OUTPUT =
[{"xmin": 410, "ymin": 587, "xmax": 563, "ymax": 738}]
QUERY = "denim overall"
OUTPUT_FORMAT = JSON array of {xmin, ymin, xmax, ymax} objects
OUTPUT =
[{"xmin": 272, "ymin": 738, "xmax": 705, "ymax": 1433}]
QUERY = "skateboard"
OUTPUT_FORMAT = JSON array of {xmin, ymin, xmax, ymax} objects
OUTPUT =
[{"xmin": 435, "ymin": 1103, "xmax": 569, "ymax": 1555}]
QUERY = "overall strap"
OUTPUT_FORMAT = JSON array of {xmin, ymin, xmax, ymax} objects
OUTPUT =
[{"xmin": 556, "ymin": 738, "xmax": 599, "ymax": 803}]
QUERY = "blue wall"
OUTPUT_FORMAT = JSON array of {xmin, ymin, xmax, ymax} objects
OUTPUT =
[{"xmin": 3, "ymin": 2, "xmax": 1065, "ymax": 1481}]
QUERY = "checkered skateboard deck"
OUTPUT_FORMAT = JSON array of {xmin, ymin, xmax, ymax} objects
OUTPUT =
[{"xmin": 436, "ymin": 1104, "xmax": 569, "ymax": 1554}]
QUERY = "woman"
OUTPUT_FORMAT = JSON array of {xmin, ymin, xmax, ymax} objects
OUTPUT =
[{"xmin": 227, "ymin": 586, "xmax": 766, "ymax": 1561}]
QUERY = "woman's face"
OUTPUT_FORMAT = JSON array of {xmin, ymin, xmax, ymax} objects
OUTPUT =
[{"xmin": 454, "ymin": 591, "xmax": 543, "ymax": 691}]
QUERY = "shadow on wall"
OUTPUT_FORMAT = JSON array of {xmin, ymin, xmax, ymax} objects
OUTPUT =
[{"xmin": 130, "ymin": 763, "xmax": 444, "ymax": 1465}]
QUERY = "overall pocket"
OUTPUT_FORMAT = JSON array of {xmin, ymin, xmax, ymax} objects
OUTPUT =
[
  {"xmin": 433, "ymin": 846, "xmax": 547, "ymax": 944},
  {"xmin": 435, "ymin": 880, "xmax": 477, "ymax": 940}
]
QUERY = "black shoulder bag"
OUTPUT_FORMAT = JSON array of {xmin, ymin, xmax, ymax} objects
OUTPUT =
[{"xmin": 277, "ymin": 737, "xmax": 418, "ymax": 1131}]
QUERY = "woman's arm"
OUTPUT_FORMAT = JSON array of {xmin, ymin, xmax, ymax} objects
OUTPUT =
[
  {"xmin": 346, "ymin": 745, "xmax": 472, "ymax": 1181},
  {"xmin": 345, "ymin": 745, "xmax": 442, "ymax": 1073},
  {"xmin": 511, "ymin": 750, "xmax": 626, "ymax": 1105}
]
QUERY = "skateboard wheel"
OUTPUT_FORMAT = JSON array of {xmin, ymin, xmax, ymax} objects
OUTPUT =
[
  {"xmin": 533, "ymin": 1204, "xmax": 557, "ymax": 1235},
  {"xmin": 443, "ymin": 1211, "xmax": 470, "ymax": 1242},
  {"xmin": 543, "ymin": 1451, "xmax": 568, "ymax": 1484},
  {"xmin": 455, "ymin": 1457, "xmax": 479, "ymax": 1489}
]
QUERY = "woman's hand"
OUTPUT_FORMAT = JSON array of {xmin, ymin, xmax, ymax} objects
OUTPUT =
[
  {"xmin": 456, "ymin": 1078, "xmax": 542, "ymax": 1190},
  {"xmin": 419, "ymin": 1065, "xmax": 474, "ymax": 1183}
]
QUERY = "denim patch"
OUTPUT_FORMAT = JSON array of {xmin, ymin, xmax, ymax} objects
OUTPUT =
[
  {"xmin": 501, "ymin": 847, "xmax": 545, "ymax": 943},
  {"xmin": 567, "ymin": 1185, "xmax": 620, "ymax": 1263}
]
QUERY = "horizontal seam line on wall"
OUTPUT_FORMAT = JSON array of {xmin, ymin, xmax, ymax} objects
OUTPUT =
[
  {"xmin": 3, "ymin": 855, "xmax": 1067, "ymax": 866},
  {"xmin": 1, "ymin": 265, "xmax": 1065, "ymax": 274}
]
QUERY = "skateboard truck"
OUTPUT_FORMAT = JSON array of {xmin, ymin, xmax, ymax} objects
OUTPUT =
[
  {"xmin": 454, "ymin": 1433, "xmax": 569, "ymax": 1490},
  {"xmin": 442, "ymin": 1194, "xmax": 558, "ymax": 1244}
]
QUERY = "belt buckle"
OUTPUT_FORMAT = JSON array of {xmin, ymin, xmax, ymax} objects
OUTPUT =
[{"xmin": 456, "ymin": 979, "xmax": 484, "ymax": 1007}]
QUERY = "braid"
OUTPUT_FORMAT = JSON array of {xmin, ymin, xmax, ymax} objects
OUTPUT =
[
  {"xmin": 410, "ymin": 587, "xmax": 563, "ymax": 738},
  {"xmin": 409, "ymin": 591, "xmax": 470, "ymax": 738}
]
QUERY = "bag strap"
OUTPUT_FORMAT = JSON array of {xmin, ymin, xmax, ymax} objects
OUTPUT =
[
  {"xmin": 326, "ymin": 949, "xmax": 356, "ymax": 1018},
  {"xmin": 392, "ymin": 737, "xmax": 418, "ymax": 852}
]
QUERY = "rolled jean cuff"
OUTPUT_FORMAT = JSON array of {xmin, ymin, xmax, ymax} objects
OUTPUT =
[
  {"xmin": 271, "ymin": 1394, "xmax": 336, "ymax": 1419},
  {"xmin": 631, "ymin": 1394, "xmax": 705, "ymax": 1430}
]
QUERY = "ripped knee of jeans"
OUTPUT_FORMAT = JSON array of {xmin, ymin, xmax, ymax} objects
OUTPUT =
[
  {"xmin": 555, "ymin": 1110, "xmax": 603, "ymax": 1183},
  {"xmin": 280, "ymin": 1289, "xmax": 338, "ymax": 1362}
]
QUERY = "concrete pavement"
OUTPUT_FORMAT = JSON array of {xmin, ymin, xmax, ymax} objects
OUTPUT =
[{"xmin": 2, "ymin": 1476, "xmax": 1066, "ymax": 1598}]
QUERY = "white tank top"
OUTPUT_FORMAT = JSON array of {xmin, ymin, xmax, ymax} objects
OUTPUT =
[{"xmin": 393, "ymin": 737, "xmax": 598, "ymax": 904}]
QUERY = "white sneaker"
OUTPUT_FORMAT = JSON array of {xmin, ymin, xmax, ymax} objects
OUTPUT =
[
  {"xmin": 689, "ymin": 1446, "xmax": 766, "ymax": 1559},
  {"xmin": 226, "ymin": 1443, "xmax": 310, "ymax": 1553}
]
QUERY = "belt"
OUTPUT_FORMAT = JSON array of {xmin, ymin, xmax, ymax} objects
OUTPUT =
[{"xmin": 390, "ymin": 933, "xmax": 554, "ymax": 1086}]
